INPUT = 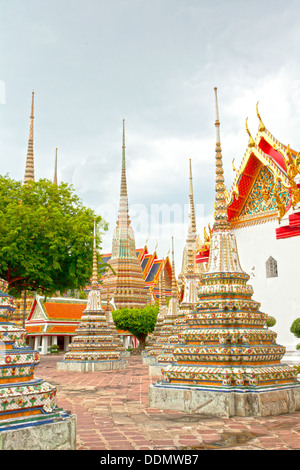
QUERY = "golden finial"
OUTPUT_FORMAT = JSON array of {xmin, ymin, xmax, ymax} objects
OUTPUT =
[
  {"xmin": 204, "ymin": 226, "xmax": 210, "ymax": 243},
  {"xmin": 256, "ymin": 101, "xmax": 266, "ymax": 132},
  {"xmin": 245, "ymin": 117, "xmax": 255, "ymax": 147},
  {"xmin": 273, "ymin": 179, "xmax": 286, "ymax": 223},
  {"xmin": 296, "ymin": 152, "xmax": 300, "ymax": 174},
  {"xmin": 232, "ymin": 158, "xmax": 238, "ymax": 173}
]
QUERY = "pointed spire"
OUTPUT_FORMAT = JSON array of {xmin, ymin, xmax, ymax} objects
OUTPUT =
[
  {"xmin": 213, "ymin": 87, "xmax": 230, "ymax": 230},
  {"xmin": 91, "ymin": 219, "xmax": 98, "ymax": 288},
  {"xmin": 117, "ymin": 119, "xmax": 130, "ymax": 227},
  {"xmin": 158, "ymin": 271, "xmax": 162, "ymax": 313},
  {"xmin": 171, "ymin": 237, "xmax": 177, "ymax": 300},
  {"xmin": 187, "ymin": 158, "xmax": 197, "ymax": 241},
  {"xmin": 24, "ymin": 91, "xmax": 35, "ymax": 184},
  {"xmin": 54, "ymin": 148, "xmax": 58, "ymax": 185},
  {"xmin": 161, "ymin": 258, "xmax": 166, "ymax": 306},
  {"xmin": 206, "ymin": 88, "xmax": 244, "ymax": 274}
]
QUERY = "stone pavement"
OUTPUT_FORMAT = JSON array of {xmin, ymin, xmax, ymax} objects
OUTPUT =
[{"xmin": 36, "ymin": 354, "xmax": 300, "ymax": 451}]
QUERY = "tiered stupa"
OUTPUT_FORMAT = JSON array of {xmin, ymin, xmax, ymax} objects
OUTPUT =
[
  {"xmin": 149, "ymin": 88, "xmax": 300, "ymax": 417},
  {"xmin": 57, "ymin": 222, "xmax": 128, "ymax": 372},
  {"xmin": 101, "ymin": 120, "xmax": 148, "ymax": 309},
  {"xmin": 0, "ymin": 279, "xmax": 75, "ymax": 449},
  {"xmin": 147, "ymin": 239, "xmax": 183, "ymax": 373}
]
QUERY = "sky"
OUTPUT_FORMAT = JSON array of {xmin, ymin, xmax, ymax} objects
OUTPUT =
[{"xmin": 1, "ymin": 0, "xmax": 300, "ymax": 271}]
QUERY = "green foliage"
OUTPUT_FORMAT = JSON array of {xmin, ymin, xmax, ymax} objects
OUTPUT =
[
  {"xmin": 112, "ymin": 304, "xmax": 159, "ymax": 350},
  {"xmin": 296, "ymin": 344, "xmax": 300, "ymax": 351},
  {"xmin": 266, "ymin": 316, "xmax": 276, "ymax": 328},
  {"xmin": 291, "ymin": 318, "xmax": 300, "ymax": 338},
  {"xmin": 292, "ymin": 364, "xmax": 300, "ymax": 374},
  {"xmin": 78, "ymin": 290, "xmax": 88, "ymax": 300},
  {"xmin": 0, "ymin": 175, "xmax": 107, "ymax": 296},
  {"xmin": 49, "ymin": 344, "xmax": 59, "ymax": 353}
]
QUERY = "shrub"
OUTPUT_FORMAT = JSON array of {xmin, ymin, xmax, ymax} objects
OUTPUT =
[
  {"xmin": 49, "ymin": 344, "xmax": 60, "ymax": 354},
  {"xmin": 291, "ymin": 318, "xmax": 300, "ymax": 338},
  {"xmin": 266, "ymin": 316, "xmax": 276, "ymax": 328}
]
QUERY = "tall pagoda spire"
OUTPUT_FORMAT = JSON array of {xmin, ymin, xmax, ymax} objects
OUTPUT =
[
  {"xmin": 187, "ymin": 158, "xmax": 197, "ymax": 242},
  {"xmin": 101, "ymin": 121, "xmax": 148, "ymax": 309},
  {"xmin": 179, "ymin": 159, "xmax": 203, "ymax": 306},
  {"xmin": 213, "ymin": 87, "xmax": 230, "ymax": 230},
  {"xmin": 117, "ymin": 119, "xmax": 130, "ymax": 229},
  {"xmin": 206, "ymin": 87, "xmax": 244, "ymax": 274},
  {"xmin": 91, "ymin": 219, "xmax": 98, "ymax": 289},
  {"xmin": 167, "ymin": 237, "xmax": 178, "ymax": 317},
  {"xmin": 24, "ymin": 91, "xmax": 35, "ymax": 184},
  {"xmin": 53, "ymin": 148, "xmax": 58, "ymax": 185}
]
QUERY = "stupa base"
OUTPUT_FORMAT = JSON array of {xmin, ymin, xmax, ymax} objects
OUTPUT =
[
  {"xmin": 57, "ymin": 359, "xmax": 128, "ymax": 372},
  {"xmin": 0, "ymin": 410, "xmax": 76, "ymax": 450},
  {"xmin": 142, "ymin": 355, "xmax": 156, "ymax": 365},
  {"xmin": 149, "ymin": 362, "xmax": 169, "ymax": 376},
  {"xmin": 149, "ymin": 382, "xmax": 300, "ymax": 417}
]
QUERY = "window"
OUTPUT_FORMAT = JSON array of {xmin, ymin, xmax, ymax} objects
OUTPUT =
[{"xmin": 266, "ymin": 256, "xmax": 278, "ymax": 278}]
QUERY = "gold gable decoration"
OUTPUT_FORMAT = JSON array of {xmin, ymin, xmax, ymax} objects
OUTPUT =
[{"xmin": 238, "ymin": 166, "xmax": 290, "ymax": 223}]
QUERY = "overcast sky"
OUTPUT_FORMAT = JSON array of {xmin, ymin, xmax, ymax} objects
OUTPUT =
[{"xmin": 1, "ymin": 0, "xmax": 300, "ymax": 271}]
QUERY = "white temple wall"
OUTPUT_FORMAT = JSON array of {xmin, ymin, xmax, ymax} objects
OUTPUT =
[{"xmin": 233, "ymin": 220, "xmax": 300, "ymax": 351}]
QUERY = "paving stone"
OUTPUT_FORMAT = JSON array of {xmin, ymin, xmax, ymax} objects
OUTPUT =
[{"xmin": 36, "ymin": 354, "xmax": 300, "ymax": 451}]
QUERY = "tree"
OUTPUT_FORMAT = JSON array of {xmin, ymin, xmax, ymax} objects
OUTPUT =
[
  {"xmin": 266, "ymin": 316, "xmax": 276, "ymax": 328},
  {"xmin": 291, "ymin": 318, "xmax": 300, "ymax": 338},
  {"xmin": 0, "ymin": 175, "xmax": 107, "ymax": 297},
  {"xmin": 112, "ymin": 304, "xmax": 159, "ymax": 351}
]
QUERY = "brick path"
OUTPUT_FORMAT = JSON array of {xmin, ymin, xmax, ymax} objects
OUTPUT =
[{"xmin": 36, "ymin": 354, "xmax": 300, "ymax": 450}]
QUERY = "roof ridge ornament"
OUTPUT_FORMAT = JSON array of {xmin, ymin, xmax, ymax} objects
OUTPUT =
[
  {"xmin": 245, "ymin": 117, "xmax": 255, "ymax": 147},
  {"xmin": 256, "ymin": 101, "xmax": 266, "ymax": 133}
]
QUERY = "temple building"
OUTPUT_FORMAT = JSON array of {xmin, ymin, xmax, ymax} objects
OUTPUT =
[
  {"xmin": 198, "ymin": 102, "xmax": 300, "ymax": 356},
  {"xmin": 0, "ymin": 279, "xmax": 76, "ymax": 449},
  {"xmin": 25, "ymin": 295, "xmax": 87, "ymax": 354},
  {"xmin": 57, "ymin": 222, "xmax": 128, "ymax": 371},
  {"xmin": 149, "ymin": 87, "xmax": 300, "ymax": 417},
  {"xmin": 100, "ymin": 121, "xmax": 148, "ymax": 309}
]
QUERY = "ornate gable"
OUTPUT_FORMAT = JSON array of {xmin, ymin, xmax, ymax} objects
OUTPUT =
[{"xmin": 238, "ymin": 165, "xmax": 290, "ymax": 224}]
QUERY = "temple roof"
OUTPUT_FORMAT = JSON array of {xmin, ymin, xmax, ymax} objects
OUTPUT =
[
  {"xmin": 226, "ymin": 104, "xmax": 297, "ymax": 227},
  {"xmin": 26, "ymin": 296, "xmax": 87, "ymax": 335}
]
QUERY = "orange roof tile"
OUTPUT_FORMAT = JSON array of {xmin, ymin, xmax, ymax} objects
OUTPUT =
[
  {"xmin": 25, "ymin": 325, "xmax": 43, "ymax": 333},
  {"xmin": 44, "ymin": 302, "xmax": 86, "ymax": 320},
  {"xmin": 47, "ymin": 325, "xmax": 78, "ymax": 334}
]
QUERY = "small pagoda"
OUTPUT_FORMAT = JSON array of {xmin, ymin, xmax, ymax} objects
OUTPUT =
[
  {"xmin": 57, "ymin": 221, "xmax": 128, "ymax": 372},
  {"xmin": 149, "ymin": 88, "xmax": 300, "ymax": 417},
  {"xmin": 0, "ymin": 279, "xmax": 75, "ymax": 449},
  {"xmin": 179, "ymin": 158, "xmax": 203, "ymax": 310},
  {"xmin": 147, "ymin": 239, "xmax": 184, "ymax": 373}
]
